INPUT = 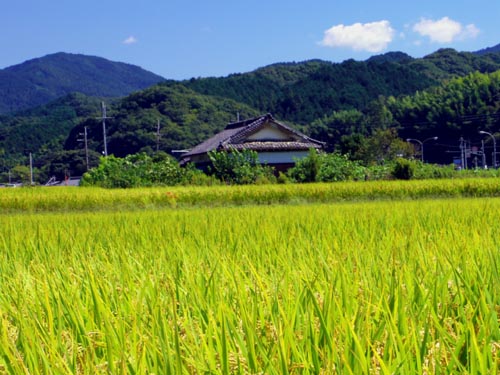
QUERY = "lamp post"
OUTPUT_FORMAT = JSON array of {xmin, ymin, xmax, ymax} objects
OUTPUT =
[
  {"xmin": 406, "ymin": 137, "xmax": 438, "ymax": 163},
  {"xmin": 479, "ymin": 130, "xmax": 497, "ymax": 168}
]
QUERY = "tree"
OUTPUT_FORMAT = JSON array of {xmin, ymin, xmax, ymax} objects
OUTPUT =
[
  {"xmin": 353, "ymin": 128, "xmax": 412, "ymax": 165},
  {"xmin": 208, "ymin": 148, "xmax": 275, "ymax": 184},
  {"xmin": 9, "ymin": 165, "xmax": 33, "ymax": 184}
]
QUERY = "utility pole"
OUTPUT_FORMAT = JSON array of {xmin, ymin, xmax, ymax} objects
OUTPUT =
[
  {"xmin": 479, "ymin": 130, "xmax": 496, "ymax": 169},
  {"xmin": 29, "ymin": 152, "xmax": 34, "ymax": 185},
  {"xmin": 482, "ymin": 140, "xmax": 487, "ymax": 168},
  {"xmin": 97, "ymin": 102, "xmax": 112, "ymax": 156},
  {"xmin": 464, "ymin": 141, "xmax": 470, "ymax": 169},
  {"xmin": 156, "ymin": 119, "xmax": 161, "ymax": 152},
  {"xmin": 78, "ymin": 126, "xmax": 89, "ymax": 170},
  {"xmin": 459, "ymin": 137, "xmax": 465, "ymax": 169}
]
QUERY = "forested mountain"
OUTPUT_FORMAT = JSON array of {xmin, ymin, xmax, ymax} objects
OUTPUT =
[
  {"xmin": 407, "ymin": 48, "xmax": 500, "ymax": 81},
  {"xmin": 0, "ymin": 93, "xmax": 107, "ymax": 166},
  {"xmin": 179, "ymin": 49, "xmax": 500, "ymax": 124},
  {"xmin": 180, "ymin": 59, "xmax": 436, "ymax": 124},
  {"xmin": 0, "ymin": 52, "xmax": 164, "ymax": 114},
  {"xmin": 1, "ymin": 45, "xmax": 500, "ymax": 181}
]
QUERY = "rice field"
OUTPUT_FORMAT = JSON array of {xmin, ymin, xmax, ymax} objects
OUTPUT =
[
  {"xmin": 1, "ymin": 178, "xmax": 500, "ymax": 213},
  {"xmin": 0, "ymin": 182, "xmax": 499, "ymax": 374}
]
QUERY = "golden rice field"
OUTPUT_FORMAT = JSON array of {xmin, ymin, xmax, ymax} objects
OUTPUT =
[
  {"xmin": 1, "ymin": 178, "xmax": 500, "ymax": 212},
  {"xmin": 0, "ymin": 181, "xmax": 500, "ymax": 374}
]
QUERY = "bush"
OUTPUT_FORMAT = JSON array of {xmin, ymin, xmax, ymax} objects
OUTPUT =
[
  {"xmin": 208, "ymin": 148, "xmax": 276, "ymax": 184},
  {"xmin": 392, "ymin": 158, "xmax": 416, "ymax": 180},
  {"xmin": 317, "ymin": 153, "xmax": 366, "ymax": 182},
  {"xmin": 286, "ymin": 149, "xmax": 321, "ymax": 183},
  {"xmin": 288, "ymin": 150, "xmax": 366, "ymax": 183},
  {"xmin": 81, "ymin": 153, "xmax": 199, "ymax": 188}
]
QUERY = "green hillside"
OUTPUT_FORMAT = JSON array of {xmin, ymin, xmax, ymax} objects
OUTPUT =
[
  {"xmin": 178, "ymin": 49, "xmax": 500, "ymax": 124},
  {"xmin": 64, "ymin": 84, "xmax": 259, "ymax": 158},
  {"xmin": 0, "ymin": 52, "xmax": 164, "ymax": 114},
  {"xmin": 181, "ymin": 59, "xmax": 437, "ymax": 124}
]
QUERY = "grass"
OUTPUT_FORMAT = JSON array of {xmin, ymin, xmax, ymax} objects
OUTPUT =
[
  {"xmin": 1, "ymin": 177, "xmax": 500, "ymax": 213},
  {"xmin": 0, "ymin": 191, "xmax": 499, "ymax": 373}
]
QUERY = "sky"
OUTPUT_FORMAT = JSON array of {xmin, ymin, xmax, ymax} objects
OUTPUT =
[{"xmin": 1, "ymin": 0, "xmax": 499, "ymax": 80}]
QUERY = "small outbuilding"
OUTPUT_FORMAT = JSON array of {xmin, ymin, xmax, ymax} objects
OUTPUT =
[{"xmin": 180, "ymin": 114, "xmax": 324, "ymax": 172}]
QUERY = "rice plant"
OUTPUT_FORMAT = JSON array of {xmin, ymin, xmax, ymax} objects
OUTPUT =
[{"xmin": 0, "ymin": 193, "xmax": 499, "ymax": 373}]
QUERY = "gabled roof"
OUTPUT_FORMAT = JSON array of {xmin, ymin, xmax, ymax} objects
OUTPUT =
[{"xmin": 182, "ymin": 114, "xmax": 323, "ymax": 158}]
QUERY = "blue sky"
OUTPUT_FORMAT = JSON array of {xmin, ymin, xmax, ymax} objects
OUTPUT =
[{"xmin": 1, "ymin": 0, "xmax": 498, "ymax": 80}]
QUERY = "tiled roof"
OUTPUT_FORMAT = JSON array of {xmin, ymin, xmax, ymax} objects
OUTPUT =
[
  {"xmin": 225, "ymin": 141, "xmax": 322, "ymax": 151},
  {"xmin": 182, "ymin": 114, "xmax": 323, "ymax": 158}
]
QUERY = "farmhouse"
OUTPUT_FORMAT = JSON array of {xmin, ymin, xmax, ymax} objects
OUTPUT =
[{"xmin": 180, "ymin": 114, "xmax": 324, "ymax": 171}]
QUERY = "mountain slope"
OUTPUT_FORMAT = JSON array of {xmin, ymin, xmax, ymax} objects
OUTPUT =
[
  {"xmin": 182, "ymin": 59, "xmax": 438, "ymax": 124},
  {"xmin": 180, "ymin": 48, "xmax": 500, "ymax": 124},
  {"xmin": 407, "ymin": 48, "xmax": 500, "ymax": 80},
  {"xmin": 0, "ymin": 52, "xmax": 165, "ymax": 114},
  {"xmin": 64, "ymin": 84, "xmax": 259, "ymax": 157},
  {"xmin": 0, "ymin": 93, "xmax": 105, "ymax": 161},
  {"xmin": 474, "ymin": 43, "xmax": 500, "ymax": 55}
]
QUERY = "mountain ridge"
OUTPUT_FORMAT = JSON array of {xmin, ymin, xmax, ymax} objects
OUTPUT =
[
  {"xmin": 0, "ymin": 52, "xmax": 165, "ymax": 114},
  {"xmin": 473, "ymin": 43, "xmax": 500, "ymax": 55}
]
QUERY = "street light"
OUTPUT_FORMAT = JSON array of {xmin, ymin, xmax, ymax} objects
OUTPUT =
[
  {"xmin": 479, "ymin": 130, "xmax": 497, "ymax": 168},
  {"xmin": 406, "ymin": 137, "xmax": 438, "ymax": 163}
]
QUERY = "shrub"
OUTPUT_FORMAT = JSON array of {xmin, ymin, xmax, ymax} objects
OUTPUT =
[
  {"xmin": 208, "ymin": 148, "xmax": 275, "ymax": 184},
  {"xmin": 81, "ymin": 153, "xmax": 196, "ymax": 188},
  {"xmin": 288, "ymin": 150, "xmax": 366, "ymax": 183},
  {"xmin": 317, "ymin": 153, "xmax": 366, "ymax": 182},
  {"xmin": 392, "ymin": 158, "xmax": 416, "ymax": 180},
  {"xmin": 287, "ymin": 149, "xmax": 321, "ymax": 183}
]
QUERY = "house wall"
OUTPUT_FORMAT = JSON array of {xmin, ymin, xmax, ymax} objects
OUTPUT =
[
  {"xmin": 257, "ymin": 150, "xmax": 310, "ymax": 164},
  {"xmin": 246, "ymin": 124, "xmax": 294, "ymax": 141}
]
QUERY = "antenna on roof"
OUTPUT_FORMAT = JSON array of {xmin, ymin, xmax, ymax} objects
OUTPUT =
[{"xmin": 237, "ymin": 112, "xmax": 240, "ymax": 122}]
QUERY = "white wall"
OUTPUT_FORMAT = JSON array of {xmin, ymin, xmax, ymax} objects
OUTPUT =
[
  {"xmin": 247, "ymin": 125, "xmax": 294, "ymax": 141},
  {"xmin": 257, "ymin": 151, "xmax": 310, "ymax": 164}
]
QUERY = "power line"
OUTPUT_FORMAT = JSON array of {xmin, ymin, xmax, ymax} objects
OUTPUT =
[{"xmin": 396, "ymin": 112, "xmax": 500, "ymax": 129}]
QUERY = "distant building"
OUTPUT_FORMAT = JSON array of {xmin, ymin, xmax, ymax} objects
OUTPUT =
[{"xmin": 180, "ymin": 114, "xmax": 324, "ymax": 172}]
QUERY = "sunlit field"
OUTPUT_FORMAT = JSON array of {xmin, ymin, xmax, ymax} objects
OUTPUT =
[
  {"xmin": 1, "ymin": 178, "xmax": 500, "ymax": 213},
  {"xmin": 0, "ymin": 182, "xmax": 499, "ymax": 374}
]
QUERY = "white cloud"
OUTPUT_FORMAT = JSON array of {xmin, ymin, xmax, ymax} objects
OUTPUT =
[
  {"xmin": 122, "ymin": 36, "xmax": 138, "ymax": 45},
  {"xmin": 320, "ymin": 20, "xmax": 395, "ymax": 52},
  {"xmin": 464, "ymin": 24, "xmax": 480, "ymax": 39},
  {"xmin": 413, "ymin": 17, "xmax": 479, "ymax": 43}
]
